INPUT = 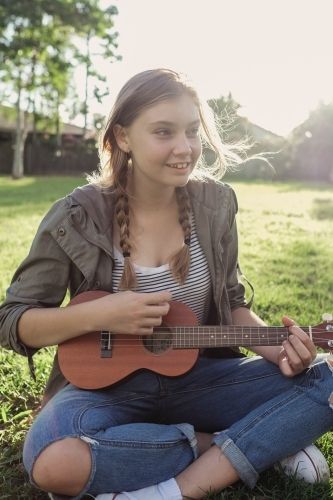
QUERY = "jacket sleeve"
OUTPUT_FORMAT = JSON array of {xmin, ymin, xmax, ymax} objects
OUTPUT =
[
  {"xmin": 0, "ymin": 200, "xmax": 71, "ymax": 358},
  {"xmin": 224, "ymin": 187, "xmax": 253, "ymax": 310}
]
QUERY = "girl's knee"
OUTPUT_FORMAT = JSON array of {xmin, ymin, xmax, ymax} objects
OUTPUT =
[{"xmin": 32, "ymin": 437, "xmax": 92, "ymax": 496}]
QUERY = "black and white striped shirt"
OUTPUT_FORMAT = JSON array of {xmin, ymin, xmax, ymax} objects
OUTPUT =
[{"xmin": 112, "ymin": 216, "xmax": 212, "ymax": 324}]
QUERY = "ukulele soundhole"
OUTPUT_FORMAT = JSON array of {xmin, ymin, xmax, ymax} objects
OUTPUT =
[{"xmin": 142, "ymin": 330, "xmax": 173, "ymax": 354}]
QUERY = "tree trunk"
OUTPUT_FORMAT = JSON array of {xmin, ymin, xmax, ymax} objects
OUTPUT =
[
  {"xmin": 31, "ymin": 52, "xmax": 37, "ymax": 147},
  {"xmin": 83, "ymin": 32, "xmax": 91, "ymax": 136},
  {"xmin": 12, "ymin": 77, "xmax": 24, "ymax": 179}
]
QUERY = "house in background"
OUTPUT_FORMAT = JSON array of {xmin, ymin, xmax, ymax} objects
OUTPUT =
[{"xmin": 0, "ymin": 105, "xmax": 98, "ymax": 175}]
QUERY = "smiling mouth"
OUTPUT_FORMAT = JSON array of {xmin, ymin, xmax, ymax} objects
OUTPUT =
[{"xmin": 166, "ymin": 162, "xmax": 191, "ymax": 170}]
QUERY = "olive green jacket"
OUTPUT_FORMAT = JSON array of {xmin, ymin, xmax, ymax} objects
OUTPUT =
[{"xmin": 0, "ymin": 178, "xmax": 248, "ymax": 401}]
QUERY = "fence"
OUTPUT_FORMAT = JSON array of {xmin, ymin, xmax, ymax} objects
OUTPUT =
[{"xmin": 0, "ymin": 133, "xmax": 99, "ymax": 175}]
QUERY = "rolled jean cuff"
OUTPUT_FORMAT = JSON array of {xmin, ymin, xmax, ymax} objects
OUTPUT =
[
  {"xmin": 174, "ymin": 423, "xmax": 199, "ymax": 460},
  {"xmin": 213, "ymin": 431, "xmax": 259, "ymax": 488}
]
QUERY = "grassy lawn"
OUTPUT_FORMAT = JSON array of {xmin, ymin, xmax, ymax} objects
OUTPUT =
[{"xmin": 0, "ymin": 175, "xmax": 333, "ymax": 499}]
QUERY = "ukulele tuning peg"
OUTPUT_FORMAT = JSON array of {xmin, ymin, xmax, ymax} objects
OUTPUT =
[{"xmin": 322, "ymin": 313, "xmax": 333, "ymax": 322}]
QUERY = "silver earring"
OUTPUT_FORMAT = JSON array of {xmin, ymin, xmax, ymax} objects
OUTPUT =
[{"xmin": 126, "ymin": 151, "xmax": 132, "ymax": 169}]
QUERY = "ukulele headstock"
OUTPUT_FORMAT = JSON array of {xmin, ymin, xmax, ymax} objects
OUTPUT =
[{"xmin": 313, "ymin": 313, "xmax": 333, "ymax": 350}]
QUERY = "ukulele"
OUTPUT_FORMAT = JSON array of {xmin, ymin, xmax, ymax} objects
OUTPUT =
[{"xmin": 58, "ymin": 290, "xmax": 333, "ymax": 389}]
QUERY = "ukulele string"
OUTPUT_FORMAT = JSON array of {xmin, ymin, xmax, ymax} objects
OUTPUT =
[{"xmin": 98, "ymin": 333, "xmax": 330, "ymax": 348}]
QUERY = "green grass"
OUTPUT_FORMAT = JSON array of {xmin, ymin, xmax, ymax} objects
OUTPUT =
[
  {"xmin": 0, "ymin": 176, "xmax": 333, "ymax": 499},
  {"xmin": 235, "ymin": 182, "xmax": 333, "ymax": 325}
]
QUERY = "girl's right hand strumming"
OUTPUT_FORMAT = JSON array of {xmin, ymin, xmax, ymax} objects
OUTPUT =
[{"xmin": 90, "ymin": 290, "xmax": 172, "ymax": 335}]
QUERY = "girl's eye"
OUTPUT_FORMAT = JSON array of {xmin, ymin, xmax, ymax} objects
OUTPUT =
[
  {"xmin": 155, "ymin": 129, "xmax": 171, "ymax": 136},
  {"xmin": 187, "ymin": 128, "xmax": 200, "ymax": 137}
]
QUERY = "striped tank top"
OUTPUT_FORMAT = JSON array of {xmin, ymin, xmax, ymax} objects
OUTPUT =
[{"xmin": 112, "ymin": 216, "xmax": 212, "ymax": 324}]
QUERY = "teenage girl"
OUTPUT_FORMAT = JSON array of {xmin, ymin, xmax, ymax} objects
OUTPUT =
[{"xmin": 0, "ymin": 68, "xmax": 332, "ymax": 500}]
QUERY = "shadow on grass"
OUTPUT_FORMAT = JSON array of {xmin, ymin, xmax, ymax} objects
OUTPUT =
[
  {"xmin": 205, "ymin": 467, "xmax": 333, "ymax": 499},
  {"xmin": 311, "ymin": 198, "xmax": 333, "ymax": 220},
  {"xmin": 3, "ymin": 461, "xmax": 332, "ymax": 500},
  {"xmin": 0, "ymin": 176, "xmax": 86, "ymax": 209}
]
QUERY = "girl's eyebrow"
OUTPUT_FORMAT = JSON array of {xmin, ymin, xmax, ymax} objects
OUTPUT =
[{"xmin": 149, "ymin": 119, "xmax": 201, "ymax": 127}]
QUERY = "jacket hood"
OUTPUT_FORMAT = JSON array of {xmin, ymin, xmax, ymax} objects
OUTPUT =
[{"xmin": 69, "ymin": 183, "xmax": 115, "ymax": 233}]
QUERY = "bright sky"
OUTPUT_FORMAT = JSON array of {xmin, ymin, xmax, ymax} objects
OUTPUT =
[{"xmin": 88, "ymin": 0, "xmax": 333, "ymax": 136}]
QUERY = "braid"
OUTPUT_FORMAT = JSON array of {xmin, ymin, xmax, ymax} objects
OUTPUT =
[
  {"xmin": 114, "ymin": 158, "xmax": 137, "ymax": 290},
  {"xmin": 176, "ymin": 187, "xmax": 192, "ymax": 245},
  {"xmin": 169, "ymin": 187, "xmax": 192, "ymax": 284}
]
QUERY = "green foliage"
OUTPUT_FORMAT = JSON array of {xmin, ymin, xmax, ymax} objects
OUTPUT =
[
  {"xmin": 0, "ymin": 1, "xmax": 71, "ymax": 110},
  {"xmin": 207, "ymin": 94, "xmax": 288, "ymax": 180},
  {"xmin": 1, "ymin": 0, "xmax": 119, "ymax": 116},
  {"xmin": 286, "ymin": 101, "xmax": 333, "ymax": 182},
  {"xmin": 0, "ymin": 0, "xmax": 119, "ymax": 177},
  {"xmin": 207, "ymin": 94, "xmax": 242, "ymax": 139},
  {"xmin": 0, "ymin": 177, "xmax": 332, "ymax": 498},
  {"xmin": 66, "ymin": 0, "xmax": 121, "ymax": 129},
  {"xmin": 207, "ymin": 94, "xmax": 333, "ymax": 183}
]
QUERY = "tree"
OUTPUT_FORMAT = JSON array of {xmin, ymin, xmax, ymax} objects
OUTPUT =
[
  {"xmin": 72, "ymin": 3, "xmax": 121, "ymax": 133},
  {"xmin": 207, "ymin": 93, "xmax": 286, "ymax": 179},
  {"xmin": 0, "ymin": 0, "xmax": 119, "ymax": 178},
  {"xmin": 207, "ymin": 93, "xmax": 243, "ymax": 143},
  {"xmin": 287, "ymin": 102, "xmax": 333, "ymax": 182}
]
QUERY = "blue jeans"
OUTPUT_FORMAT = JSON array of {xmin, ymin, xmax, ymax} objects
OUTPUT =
[{"xmin": 23, "ymin": 355, "xmax": 333, "ymax": 499}]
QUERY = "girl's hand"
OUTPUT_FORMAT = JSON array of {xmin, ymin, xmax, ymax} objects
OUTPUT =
[
  {"xmin": 89, "ymin": 290, "xmax": 172, "ymax": 336},
  {"xmin": 278, "ymin": 316, "xmax": 317, "ymax": 377}
]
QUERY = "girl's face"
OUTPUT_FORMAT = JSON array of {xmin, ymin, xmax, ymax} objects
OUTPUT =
[{"xmin": 115, "ymin": 94, "xmax": 202, "ymax": 190}]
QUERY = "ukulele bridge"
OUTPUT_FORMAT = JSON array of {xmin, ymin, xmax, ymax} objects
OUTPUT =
[{"xmin": 100, "ymin": 330, "xmax": 113, "ymax": 358}]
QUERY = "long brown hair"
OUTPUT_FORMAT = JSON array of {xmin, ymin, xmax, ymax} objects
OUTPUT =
[{"xmin": 90, "ymin": 69, "xmax": 231, "ymax": 289}]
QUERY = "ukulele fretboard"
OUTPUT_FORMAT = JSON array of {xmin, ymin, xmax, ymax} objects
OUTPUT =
[{"xmin": 167, "ymin": 326, "xmax": 291, "ymax": 348}]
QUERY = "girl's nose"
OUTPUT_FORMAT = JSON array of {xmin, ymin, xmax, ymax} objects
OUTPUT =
[{"xmin": 173, "ymin": 134, "xmax": 192, "ymax": 155}]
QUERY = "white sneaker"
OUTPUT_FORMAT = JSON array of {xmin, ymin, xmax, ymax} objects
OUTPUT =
[{"xmin": 277, "ymin": 444, "xmax": 330, "ymax": 483}]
